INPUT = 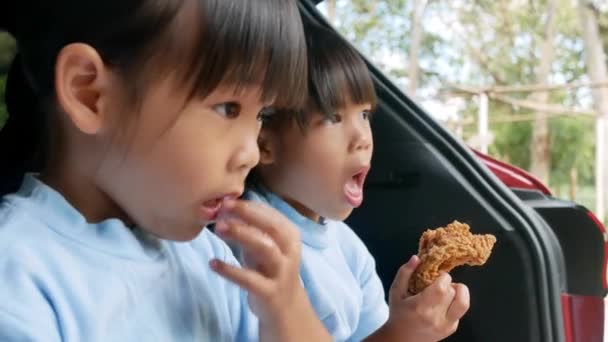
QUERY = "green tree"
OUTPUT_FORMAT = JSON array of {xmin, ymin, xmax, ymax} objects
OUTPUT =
[
  {"xmin": 0, "ymin": 75, "xmax": 7, "ymax": 128},
  {"xmin": 0, "ymin": 32, "xmax": 17, "ymax": 128},
  {"xmin": 319, "ymin": 0, "xmax": 597, "ymax": 208}
]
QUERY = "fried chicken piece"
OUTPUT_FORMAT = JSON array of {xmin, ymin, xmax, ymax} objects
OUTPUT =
[{"xmin": 408, "ymin": 221, "xmax": 496, "ymax": 294}]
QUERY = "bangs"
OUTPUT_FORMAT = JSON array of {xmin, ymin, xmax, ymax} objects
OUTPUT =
[
  {"xmin": 9, "ymin": 0, "xmax": 307, "ymax": 108},
  {"xmin": 306, "ymin": 26, "xmax": 376, "ymax": 117},
  {"xmin": 173, "ymin": 0, "xmax": 307, "ymax": 108}
]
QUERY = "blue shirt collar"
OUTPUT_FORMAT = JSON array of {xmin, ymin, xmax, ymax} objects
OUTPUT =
[
  {"xmin": 250, "ymin": 186, "xmax": 331, "ymax": 249},
  {"xmin": 11, "ymin": 174, "xmax": 165, "ymax": 261}
]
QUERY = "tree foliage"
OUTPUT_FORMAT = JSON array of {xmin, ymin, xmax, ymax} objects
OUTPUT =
[
  {"xmin": 0, "ymin": 32, "xmax": 16, "ymax": 128},
  {"xmin": 321, "ymin": 0, "xmax": 599, "ymax": 200}
]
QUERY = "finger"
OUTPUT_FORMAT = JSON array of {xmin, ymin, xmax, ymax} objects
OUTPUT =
[
  {"xmin": 389, "ymin": 255, "xmax": 420, "ymax": 301},
  {"xmin": 443, "ymin": 321, "xmax": 460, "ymax": 339},
  {"xmin": 210, "ymin": 259, "xmax": 272, "ymax": 295},
  {"xmin": 215, "ymin": 219, "xmax": 282, "ymax": 276},
  {"xmin": 446, "ymin": 283, "xmax": 470, "ymax": 322},
  {"xmin": 220, "ymin": 199, "xmax": 297, "ymax": 254},
  {"xmin": 420, "ymin": 272, "xmax": 456, "ymax": 309}
]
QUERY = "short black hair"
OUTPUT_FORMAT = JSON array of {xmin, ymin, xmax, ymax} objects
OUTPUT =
[
  {"xmin": 0, "ymin": 0, "xmax": 308, "ymax": 194},
  {"xmin": 7, "ymin": 0, "xmax": 307, "ymax": 107},
  {"xmin": 271, "ymin": 23, "xmax": 376, "ymax": 129}
]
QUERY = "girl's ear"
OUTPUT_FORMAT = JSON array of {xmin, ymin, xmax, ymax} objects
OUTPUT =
[
  {"xmin": 54, "ymin": 43, "xmax": 112, "ymax": 135},
  {"xmin": 257, "ymin": 129, "xmax": 277, "ymax": 165}
]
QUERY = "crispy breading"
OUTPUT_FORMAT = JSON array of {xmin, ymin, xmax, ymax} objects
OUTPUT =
[{"xmin": 408, "ymin": 221, "xmax": 496, "ymax": 294}]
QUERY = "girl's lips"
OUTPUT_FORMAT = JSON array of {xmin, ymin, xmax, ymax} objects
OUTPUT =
[
  {"xmin": 200, "ymin": 198, "xmax": 223, "ymax": 221},
  {"xmin": 344, "ymin": 180, "xmax": 363, "ymax": 207},
  {"xmin": 200, "ymin": 194, "xmax": 239, "ymax": 221},
  {"xmin": 344, "ymin": 167, "xmax": 369, "ymax": 207}
]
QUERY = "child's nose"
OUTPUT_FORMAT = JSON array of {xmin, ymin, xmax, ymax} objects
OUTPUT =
[
  {"xmin": 230, "ymin": 134, "xmax": 260, "ymax": 174},
  {"xmin": 351, "ymin": 134, "xmax": 372, "ymax": 152},
  {"xmin": 349, "ymin": 124, "xmax": 372, "ymax": 153}
]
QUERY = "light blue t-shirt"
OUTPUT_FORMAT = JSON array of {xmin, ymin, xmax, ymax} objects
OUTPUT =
[
  {"xmin": 245, "ymin": 187, "xmax": 388, "ymax": 342},
  {"xmin": 0, "ymin": 175, "xmax": 257, "ymax": 342}
]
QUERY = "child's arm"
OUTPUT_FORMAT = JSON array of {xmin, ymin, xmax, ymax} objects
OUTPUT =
[
  {"xmin": 210, "ymin": 199, "xmax": 331, "ymax": 342},
  {"xmin": 364, "ymin": 256, "xmax": 470, "ymax": 342},
  {"xmin": 343, "ymin": 226, "xmax": 390, "ymax": 341},
  {"xmin": 0, "ymin": 310, "xmax": 61, "ymax": 342},
  {"xmin": 0, "ymin": 260, "xmax": 62, "ymax": 342}
]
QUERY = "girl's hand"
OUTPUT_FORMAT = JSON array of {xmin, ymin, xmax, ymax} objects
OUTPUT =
[
  {"xmin": 210, "ymin": 199, "xmax": 330, "ymax": 342},
  {"xmin": 367, "ymin": 256, "xmax": 470, "ymax": 342}
]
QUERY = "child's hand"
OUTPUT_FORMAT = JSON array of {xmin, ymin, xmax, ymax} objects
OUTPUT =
[
  {"xmin": 210, "ymin": 199, "xmax": 330, "ymax": 342},
  {"xmin": 372, "ymin": 256, "xmax": 470, "ymax": 342}
]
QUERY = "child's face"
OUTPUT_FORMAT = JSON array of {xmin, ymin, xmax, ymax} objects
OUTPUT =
[
  {"xmin": 97, "ymin": 77, "xmax": 266, "ymax": 240},
  {"xmin": 260, "ymin": 102, "xmax": 373, "ymax": 222}
]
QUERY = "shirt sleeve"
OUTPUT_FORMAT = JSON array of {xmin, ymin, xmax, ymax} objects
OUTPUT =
[
  {"xmin": 0, "ymin": 254, "xmax": 62, "ymax": 342},
  {"xmin": 340, "ymin": 226, "xmax": 389, "ymax": 342},
  {"xmin": 0, "ymin": 310, "xmax": 61, "ymax": 342}
]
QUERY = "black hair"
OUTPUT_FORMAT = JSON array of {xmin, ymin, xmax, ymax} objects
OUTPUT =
[
  {"xmin": 269, "ymin": 24, "xmax": 376, "ymax": 130},
  {"xmin": 247, "ymin": 24, "xmax": 376, "ymax": 188},
  {"xmin": 0, "ymin": 0, "xmax": 308, "ymax": 195}
]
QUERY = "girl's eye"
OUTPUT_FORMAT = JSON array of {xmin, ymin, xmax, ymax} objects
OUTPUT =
[
  {"xmin": 213, "ymin": 102, "xmax": 241, "ymax": 119},
  {"xmin": 361, "ymin": 110, "xmax": 372, "ymax": 120},
  {"xmin": 257, "ymin": 107, "xmax": 276, "ymax": 124},
  {"xmin": 323, "ymin": 113, "xmax": 342, "ymax": 124}
]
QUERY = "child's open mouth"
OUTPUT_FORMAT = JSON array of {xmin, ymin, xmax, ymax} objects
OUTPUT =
[
  {"xmin": 200, "ymin": 195, "xmax": 238, "ymax": 221},
  {"xmin": 201, "ymin": 198, "xmax": 223, "ymax": 221},
  {"xmin": 344, "ymin": 166, "xmax": 370, "ymax": 207}
]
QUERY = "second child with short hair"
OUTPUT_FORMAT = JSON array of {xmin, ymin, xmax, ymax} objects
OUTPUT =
[{"xmin": 245, "ymin": 24, "xmax": 470, "ymax": 342}]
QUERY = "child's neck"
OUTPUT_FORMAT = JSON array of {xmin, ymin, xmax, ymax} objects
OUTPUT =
[
  {"xmin": 261, "ymin": 183, "xmax": 322, "ymax": 223},
  {"xmin": 283, "ymin": 197, "xmax": 322, "ymax": 223},
  {"xmin": 41, "ymin": 167, "xmax": 132, "ymax": 225}
]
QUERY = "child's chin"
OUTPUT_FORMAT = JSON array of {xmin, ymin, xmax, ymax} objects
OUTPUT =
[
  {"xmin": 327, "ymin": 207, "xmax": 354, "ymax": 222},
  {"xmin": 159, "ymin": 225, "xmax": 205, "ymax": 242}
]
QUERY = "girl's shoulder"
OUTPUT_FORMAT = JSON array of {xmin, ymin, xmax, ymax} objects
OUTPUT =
[
  {"xmin": 328, "ymin": 220, "xmax": 379, "ymax": 275},
  {"xmin": 0, "ymin": 195, "xmax": 51, "ymax": 260}
]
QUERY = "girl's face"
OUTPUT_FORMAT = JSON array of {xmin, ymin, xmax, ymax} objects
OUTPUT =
[
  {"xmin": 27, "ymin": 0, "xmax": 307, "ymax": 242},
  {"xmin": 48, "ymin": 44, "xmax": 268, "ymax": 241},
  {"xmin": 94, "ymin": 77, "xmax": 266, "ymax": 240},
  {"xmin": 258, "ymin": 102, "xmax": 373, "ymax": 222}
]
